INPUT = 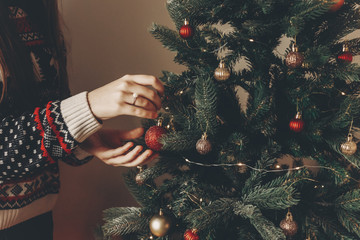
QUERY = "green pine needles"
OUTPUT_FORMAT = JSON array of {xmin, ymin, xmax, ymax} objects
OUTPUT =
[{"xmin": 101, "ymin": 0, "xmax": 360, "ymax": 239}]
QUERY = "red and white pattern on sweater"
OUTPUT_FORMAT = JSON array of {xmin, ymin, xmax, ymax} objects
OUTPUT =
[
  {"xmin": 8, "ymin": 6, "xmax": 45, "ymax": 46},
  {"xmin": 0, "ymin": 170, "xmax": 59, "ymax": 209}
]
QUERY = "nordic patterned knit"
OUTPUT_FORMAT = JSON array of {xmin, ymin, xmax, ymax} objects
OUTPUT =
[{"xmin": 0, "ymin": 2, "xmax": 102, "ymax": 230}]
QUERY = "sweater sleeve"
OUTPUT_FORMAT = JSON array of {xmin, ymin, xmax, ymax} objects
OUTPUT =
[
  {"xmin": 0, "ymin": 92, "xmax": 102, "ymax": 183},
  {"xmin": 62, "ymin": 146, "xmax": 93, "ymax": 166}
]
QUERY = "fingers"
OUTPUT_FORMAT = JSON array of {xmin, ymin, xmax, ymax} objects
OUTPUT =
[
  {"xmin": 119, "ymin": 81, "xmax": 162, "ymax": 110},
  {"xmin": 120, "ymin": 104, "xmax": 158, "ymax": 119},
  {"xmin": 98, "ymin": 142, "xmax": 134, "ymax": 160},
  {"xmin": 102, "ymin": 145, "xmax": 159, "ymax": 167},
  {"xmin": 121, "ymin": 149, "xmax": 156, "ymax": 167},
  {"xmin": 88, "ymin": 74, "xmax": 164, "ymax": 121},
  {"xmin": 122, "ymin": 74, "xmax": 165, "ymax": 96},
  {"xmin": 122, "ymin": 92, "xmax": 158, "ymax": 111},
  {"xmin": 106, "ymin": 145, "xmax": 144, "ymax": 166}
]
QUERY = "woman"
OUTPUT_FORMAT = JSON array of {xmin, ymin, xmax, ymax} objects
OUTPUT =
[{"xmin": 0, "ymin": 0, "xmax": 164, "ymax": 239}]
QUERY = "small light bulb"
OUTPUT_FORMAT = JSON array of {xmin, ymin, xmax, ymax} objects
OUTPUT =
[
  {"xmin": 341, "ymin": 92, "xmax": 346, "ymax": 96},
  {"xmin": 275, "ymin": 164, "xmax": 281, "ymax": 169},
  {"xmin": 237, "ymin": 162, "xmax": 244, "ymax": 166},
  {"xmin": 249, "ymin": 38, "xmax": 255, "ymax": 42},
  {"xmin": 295, "ymin": 167, "xmax": 301, "ymax": 170}
]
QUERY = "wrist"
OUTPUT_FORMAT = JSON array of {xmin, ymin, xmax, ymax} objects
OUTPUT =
[{"xmin": 86, "ymin": 92, "xmax": 103, "ymax": 124}]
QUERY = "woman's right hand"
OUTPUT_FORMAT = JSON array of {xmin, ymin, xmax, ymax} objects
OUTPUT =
[{"xmin": 88, "ymin": 74, "xmax": 164, "ymax": 121}]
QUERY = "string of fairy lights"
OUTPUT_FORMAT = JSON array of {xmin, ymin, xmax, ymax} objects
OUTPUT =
[
  {"xmin": 183, "ymin": 157, "xmax": 342, "ymax": 173},
  {"xmin": 182, "ymin": 157, "xmax": 360, "ymax": 185}
]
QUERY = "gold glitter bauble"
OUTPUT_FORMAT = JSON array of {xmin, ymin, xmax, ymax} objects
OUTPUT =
[
  {"xmin": 280, "ymin": 211, "xmax": 298, "ymax": 237},
  {"xmin": 214, "ymin": 61, "xmax": 231, "ymax": 81},
  {"xmin": 196, "ymin": 133, "xmax": 212, "ymax": 155},
  {"xmin": 149, "ymin": 210, "xmax": 171, "ymax": 237},
  {"xmin": 341, "ymin": 133, "xmax": 357, "ymax": 156},
  {"xmin": 286, "ymin": 45, "xmax": 304, "ymax": 69}
]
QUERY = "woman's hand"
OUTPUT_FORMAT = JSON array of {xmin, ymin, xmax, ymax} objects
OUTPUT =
[
  {"xmin": 88, "ymin": 74, "xmax": 164, "ymax": 121},
  {"xmin": 81, "ymin": 128, "xmax": 158, "ymax": 167}
]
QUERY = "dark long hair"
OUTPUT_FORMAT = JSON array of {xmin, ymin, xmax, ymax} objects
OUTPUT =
[{"xmin": 0, "ymin": 0, "xmax": 69, "ymax": 115}]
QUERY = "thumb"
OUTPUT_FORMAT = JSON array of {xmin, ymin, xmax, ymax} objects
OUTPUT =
[{"xmin": 118, "ymin": 127, "xmax": 144, "ymax": 140}]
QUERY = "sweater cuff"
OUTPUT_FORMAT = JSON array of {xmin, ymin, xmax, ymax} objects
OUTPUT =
[{"xmin": 60, "ymin": 92, "xmax": 102, "ymax": 142}]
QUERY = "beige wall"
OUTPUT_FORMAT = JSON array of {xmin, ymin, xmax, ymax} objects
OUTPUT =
[{"xmin": 54, "ymin": 1, "xmax": 183, "ymax": 239}]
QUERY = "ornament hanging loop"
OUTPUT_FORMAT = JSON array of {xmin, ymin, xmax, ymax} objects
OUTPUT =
[
  {"xmin": 348, "ymin": 118, "xmax": 354, "ymax": 134},
  {"xmin": 157, "ymin": 117, "xmax": 164, "ymax": 127},
  {"xmin": 286, "ymin": 209, "xmax": 294, "ymax": 221},
  {"xmin": 292, "ymin": 43, "xmax": 298, "ymax": 52}
]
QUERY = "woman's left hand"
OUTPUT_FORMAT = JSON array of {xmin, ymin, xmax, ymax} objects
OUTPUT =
[{"xmin": 80, "ymin": 128, "xmax": 158, "ymax": 167}]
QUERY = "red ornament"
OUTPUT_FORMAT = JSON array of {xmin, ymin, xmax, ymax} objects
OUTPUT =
[
  {"xmin": 289, "ymin": 112, "xmax": 304, "ymax": 133},
  {"xmin": 184, "ymin": 229, "xmax": 199, "ymax": 240},
  {"xmin": 145, "ymin": 125, "xmax": 167, "ymax": 151},
  {"xmin": 179, "ymin": 19, "xmax": 194, "ymax": 39},
  {"xmin": 329, "ymin": 0, "xmax": 344, "ymax": 12},
  {"xmin": 337, "ymin": 44, "xmax": 353, "ymax": 63}
]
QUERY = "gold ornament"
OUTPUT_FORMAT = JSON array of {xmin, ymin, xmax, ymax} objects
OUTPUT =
[
  {"xmin": 149, "ymin": 209, "xmax": 171, "ymax": 237},
  {"xmin": 286, "ymin": 44, "xmax": 304, "ymax": 69},
  {"xmin": 341, "ymin": 133, "xmax": 357, "ymax": 156},
  {"xmin": 279, "ymin": 210, "xmax": 298, "ymax": 237},
  {"xmin": 135, "ymin": 166, "xmax": 145, "ymax": 185},
  {"xmin": 214, "ymin": 60, "xmax": 231, "ymax": 81},
  {"xmin": 196, "ymin": 133, "xmax": 212, "ymax": 155}
]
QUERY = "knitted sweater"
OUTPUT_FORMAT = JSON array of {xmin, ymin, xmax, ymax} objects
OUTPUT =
[{"xmin": 0, "ymin": 3, "xmax": 102, "ymax": 229}]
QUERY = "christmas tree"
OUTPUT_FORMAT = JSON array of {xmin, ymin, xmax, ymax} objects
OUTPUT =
[{"xmin": 101, "ymin": 0, "xmax": 360, "ymax": 239}]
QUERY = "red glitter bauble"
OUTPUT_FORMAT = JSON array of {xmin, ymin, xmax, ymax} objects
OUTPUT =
[
  {"xmin": 329, "ymin": 0, "xmax": 344, "ymax": 12},
  {"xmin": 337, "ymin": 51, "xmax": 353, "ymax": 63},
  {"xmin": 145, "ymin": 126, "xmax": 167, "ymax": 151},
  {"xmin": 179, "ymin": 20, "xmax": 194, "ymax": 39},
  {"xmin": 289, "ymin": 112, "xmax": 304, "ymax": 133},
  {"xmin": 184, "ymin": 229, "xmax": 199, "ymax": 240}
]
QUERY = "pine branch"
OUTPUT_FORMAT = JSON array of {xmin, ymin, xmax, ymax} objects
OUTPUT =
[
  {"xmin": 103, "ymin": 207, "xmax": 142, "ymax": 221},
  {"xmin": 233, "ymin": 202, "xmax": 286, "ymax": 240},
  {"xmin": 123, "ymin": 170, "xmax": 157, "ymax": 207},
  {"xmin": 102, "ymin": 208, "xmax": 148, "ymax": 237},
  {"xmin": 254, "ymin": 0, "xmax": 275, "ymax": 14},
  {"xmin": 336, "ymin": 189, "xmax": 360, "ymax": 212},
  {"xmin": 184, "ymin": 198, "xmax": 236, "ymax": 231},
  {"xmin": 334, "ymin": 64, "xmax": 360, "ymax": 83},
  {"xmin": 161, "ymin": 130, "xmax": 201, "ymax": 152},
  {"xmin": 131, "ymin": 156, "xmax": 179, "ymax": 185},
  {"xmin": 195, "ymin": 75, "xmax": 219, "ymax": 136},
  {"xmin": 287, "ymin": 0, "xmax": 334, "ymax": 36},
  {"xmin": 346, "ymin": 38, "xmax": 360, "ymax": 56},
  {"xmin": 242, "ymin": 185, "xmax": 299, "ymax": 210},
  {"xmin": 149, "ymin": 23, "xmax": 187, "ymax": 52},
  {"xmin": 310, "ymin": 212, "xmax": 358, "ymax": 240},
  {"xmin": 337, "ymin": 209, "xmax": 360, "ymax": 238}
]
